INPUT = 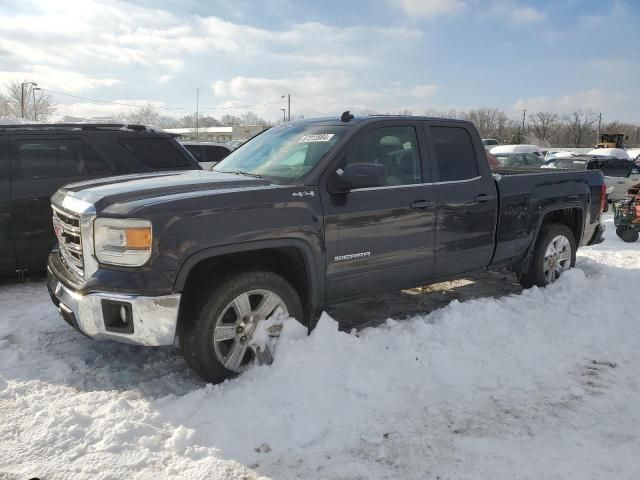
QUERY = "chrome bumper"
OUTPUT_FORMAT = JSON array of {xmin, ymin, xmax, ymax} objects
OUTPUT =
[{"xmin": 47, "ymin": 267, "xmax": 180, "ymax": 346}]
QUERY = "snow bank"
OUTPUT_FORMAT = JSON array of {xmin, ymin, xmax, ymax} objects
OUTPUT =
[
  {"xmin": 0, "ymin": 116, "xmax": 37, "ymax": 125},
  {"xmin": 1, "ymin": 214, "xmax": 640, "ymax": 479}
]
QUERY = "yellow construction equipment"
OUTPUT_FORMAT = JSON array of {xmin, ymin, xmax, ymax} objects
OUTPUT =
[{"xmin": 596, "ymin": 133, "xmax": 628, "ymax": 149}]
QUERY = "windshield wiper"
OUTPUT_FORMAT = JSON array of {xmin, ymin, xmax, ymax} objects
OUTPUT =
[{"xmin": 215, "ymin": 170, "xmax": 263, "ymax": 178}]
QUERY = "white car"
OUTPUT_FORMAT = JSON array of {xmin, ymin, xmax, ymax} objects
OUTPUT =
[{"xmin": 490, "ymin": 144, "xmax": 544, "ymax": 159}]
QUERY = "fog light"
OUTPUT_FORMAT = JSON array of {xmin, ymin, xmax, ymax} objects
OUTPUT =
[
  {"xmin": 102, "ymin": 300, "xmax": 134, "ymax": 334},
  {"xmin": 120, "ymin": 305, "xmax": 128, "ymax": 324}
]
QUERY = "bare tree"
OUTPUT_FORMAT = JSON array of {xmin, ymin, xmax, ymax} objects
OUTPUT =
[
  {"xmin": 530, "ymin": 112, "xmax": 559, "ymax": 143},
  {"xmin": 2, "ymin": 80, "xmax": 56, "ymax": 120},
  {"xmin": 240, "ymin": 111, "xmax": 267, "ymax": 125},
  {"xmin": 465, "ymin": 108, "xmax": 508, "ymax": 138},
  {"xmin": 126, "ymin": 104, "xmax": 160, "ymax": 126},
  {"xmin": 566, "ymin": 110, "xmax": 597, "ymax": 147},
  {"xmin": 219, "ymin": 114, "xmax": 242, "ymax": 126}
]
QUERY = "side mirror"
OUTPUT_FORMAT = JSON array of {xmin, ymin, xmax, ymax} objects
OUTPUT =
[{"xmin": 330, "ymin": 163, "xmax": 387, "ymax": 193}]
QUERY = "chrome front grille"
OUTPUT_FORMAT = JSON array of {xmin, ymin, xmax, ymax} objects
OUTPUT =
[{"xmin": 52, "ymin": 205, "xmax": 84, "ymax": 277}]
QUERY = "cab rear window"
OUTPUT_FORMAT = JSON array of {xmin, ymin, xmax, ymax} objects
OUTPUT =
[{"xmin": 120, "ymin": 138, "xmax": 193, "ymax": 169}]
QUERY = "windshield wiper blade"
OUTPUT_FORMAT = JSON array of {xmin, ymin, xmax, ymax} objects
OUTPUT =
[{"xmin": 215, "ymin": 170, "xmax": 262, "ymax": 178}]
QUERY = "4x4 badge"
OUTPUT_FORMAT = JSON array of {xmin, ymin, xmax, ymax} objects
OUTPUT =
[{"xmin": 292, "ymin": 191, "xmax": 315, "ymax": 197}]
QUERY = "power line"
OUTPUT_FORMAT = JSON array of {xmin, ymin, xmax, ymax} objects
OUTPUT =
[
  {"xmin": 291, "ymin": 99, "xmax": 327, "ymax": 116},
  {"xmin": 39, "ymin": 87, "xmax": 186, "ymax": 110}
]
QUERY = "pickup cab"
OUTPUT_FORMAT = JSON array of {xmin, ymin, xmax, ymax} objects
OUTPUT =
[{"xmin": 47, "ymin": 114, "xmax": 606, "ymax": 383}]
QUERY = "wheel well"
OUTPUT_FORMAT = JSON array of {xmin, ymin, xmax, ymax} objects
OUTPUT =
[
  {"xmin": 178, "ymin": 247, "xmax": 312, "ymax": 326},
  {"xmin": 540, "ymin": 207, "xmax": 583, "ymax": 243},
  {"xmin": 518, "ymin": 207, "xmax": 583, "ymax": 274}
]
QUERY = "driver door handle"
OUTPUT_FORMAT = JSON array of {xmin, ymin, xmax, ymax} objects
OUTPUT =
[
  {"xmin": 474, "ymin": 193, "xmax": 493, "ymax": 203},
  {"xmin": 410, "ymin": 200, "xmax": 434, "ymax": 209}
]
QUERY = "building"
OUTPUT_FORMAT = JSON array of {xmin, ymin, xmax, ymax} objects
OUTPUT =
[{"xmin": 164, "ymin": 125, "xmax": 269, "ymax": 142}]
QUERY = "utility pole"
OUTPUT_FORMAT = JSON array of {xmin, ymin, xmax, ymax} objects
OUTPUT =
[
  {"xmin": 597, "ymin": 112, "xmax": 602, "ymax": 143},
  {"xmin": 196, "ymin": 87, "xmax": 199, "ymax": 142},
  {"xmin": 32, "ymin": 87, "xmax": 39, "ymax": 121},
  {"xmin": 287, "ymin": 94, "xmax": 291, "ymax": 122},
  {"xmin": 635, "ymin": 127, "xmax": 639, "ymax": 147},
  {"xmin": 521, "ymin": 109, "xmax": 527, "ymax": 133},
  {"xmin": 280, "ymin": 108, "xmax": 286, "ymax": 124},
  {"xmin": 20, "ymin": 82, "xmax": 37, "ymax": 119}
]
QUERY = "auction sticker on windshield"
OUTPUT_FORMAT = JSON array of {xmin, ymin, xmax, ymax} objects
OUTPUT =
[{"xmin": 298, "ymin": 134, "xmax": 335, "ymax": 143}]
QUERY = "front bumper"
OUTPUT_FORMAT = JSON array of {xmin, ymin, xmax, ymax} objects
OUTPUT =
[{"xmin": 47, "ymin": 267, "xmax": 181, "ymax": 346}]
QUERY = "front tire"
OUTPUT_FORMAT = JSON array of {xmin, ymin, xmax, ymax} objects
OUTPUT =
[
  {"xmin": 179, "ymin": 271, "xmax": 303, "ymax": 384},
  {"xmin": 519, "ymin": 223, "xmax": 576, "ymax": 288}
]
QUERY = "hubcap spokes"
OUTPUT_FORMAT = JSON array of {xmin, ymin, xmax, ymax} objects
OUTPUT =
[
  {"xmin": 543, "ymin": 235, "xmax": 571, "ymax": 283},
  {"xmin": 213, "ymin": 290, "xmax": 288, "ymax": 373}
]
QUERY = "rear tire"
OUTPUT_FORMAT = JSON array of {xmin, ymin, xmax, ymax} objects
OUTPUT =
[
  {"xmin": 519, "ymin": 223, "xmax": 576, "ymax": 289},
  {"xmin": 178, "ymin": 270, "xmax": 303, "ymax": 384},
  {"xmin": 616, "ymin": 226, "xmax": 639, "ymax": 243}
]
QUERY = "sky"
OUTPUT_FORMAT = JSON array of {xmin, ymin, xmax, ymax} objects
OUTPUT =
[{"xmin": 0, "ymin": 0, "xmax": 638, "ymax": 123}]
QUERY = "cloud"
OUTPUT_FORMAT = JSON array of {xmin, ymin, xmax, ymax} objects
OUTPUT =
[
  {"xmin": 0, "ymin": 67, "xmax": 121, "ymax": 93},
  {"xmin": 412, "ymin": 84, "xmax": 438, "ymax": 98},
  {"xmin": 208, "ymin": 73, "xmax": 439, "ymax": 119},
  {"xmin": 488, "ymin": 2, "xmax": 546, "ymax": 24},
  {"xmin": 388, "ymin": 0, "xmax": 466, "ymax": 19},
  {"xmin": 53, "ymin": 99, "xmax": 169, "ymax": 121},
  {"xmin": 511, "ymin": 89, "xmax": 639, "ymax": 121}
]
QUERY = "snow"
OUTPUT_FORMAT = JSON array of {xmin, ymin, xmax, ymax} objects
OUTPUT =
[
  {"xmin": 626, "ymin": 148, "xmax": 640, "ymax": 160},
  {"xmin": 0, "ymin": 116, "xmax": 38, "ymax": 125},
  {"xmin": 1, "ymin": 214, "xmax": 640, "ymax": 479},
  {"xmin": 587, "ymin": 148, "xmax": 630, "ymax": 159},
  {"xmin": 490, "ymin": 144, "xmax": 543, "ymax": 155}
]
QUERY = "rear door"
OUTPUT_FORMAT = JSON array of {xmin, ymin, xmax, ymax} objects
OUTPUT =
[
  {"xmin": 10, "ymin": 135, "xmax": 111, "ymax": 270},
  {"xmin": 321, "ymin": 122, "xmax": 437, "ymax": 300},
  {"xmin": 0, "ymin": 134, "xmax": 14, "ymax": 273},
  {"xmin": 424, "ymin": 123, "xmax": 498, "ymax": 278}
]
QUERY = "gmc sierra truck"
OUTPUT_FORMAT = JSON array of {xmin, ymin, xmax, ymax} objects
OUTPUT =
[{"xmin": 47, "ymin": 114, "xmax": 606, "ymax": 383}]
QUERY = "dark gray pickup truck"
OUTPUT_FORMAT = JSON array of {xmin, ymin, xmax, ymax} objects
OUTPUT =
[{"xmin": 47, "ymin": 114, "xmax": 606, "ymax": 383}]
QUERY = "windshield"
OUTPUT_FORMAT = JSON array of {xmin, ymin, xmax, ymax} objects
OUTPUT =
[{"xmin": 213, "ymin": 123, "xmax": 349, "ymax": 183}]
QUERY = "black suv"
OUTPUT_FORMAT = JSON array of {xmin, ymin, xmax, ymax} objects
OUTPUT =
[{"xmin": 0, "ymin": 123, "xmax": 200, "ymax": 275}]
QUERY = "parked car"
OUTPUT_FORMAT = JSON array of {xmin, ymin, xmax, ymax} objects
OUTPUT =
[
  {"xmin": 544, "ymin": 151, "xmax": 578, "ymax": 162},
  {"xmin": 492, "ymin": 152, "xmax": 544, "ymax": 168},
  {"xmin": 490, "ymin": 144, "xmax": 544, "ymax": 158},
  {"xmin": 181, "ymin": 141, "xmax": 232, "ymax": 170},
  {"xmin": 482, "ymin": 138, "xmax": 499, "ymax": 148},
  {"xmin": 47, "ymin": 114, "xmax": 606, "ymax": 384},
  {"xmin": 543, "ymin": 155, "xmax": 640, "ymax": 201},
  {"xmin": 0, "ymin": 123, "xmax": 201, "ymax": 276},
  {"xmin": 587, "ymin": 148, "xmax": 629, "ymax": 160}
]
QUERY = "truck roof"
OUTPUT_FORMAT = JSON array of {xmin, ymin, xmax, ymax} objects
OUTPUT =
[{"xmin": 294, "ymin": 115, "xmax": 473, "ymax": 127}]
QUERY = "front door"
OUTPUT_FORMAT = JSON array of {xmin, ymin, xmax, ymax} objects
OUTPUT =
[
  {"xmin": 0, "ymin": 135, "xmax": 14, "ymax": 274},
  {"xmin": 321, "ymin": 123, "xmax": 437, "ymax": 301},
  {"xmin": 424, "ymin": 123, "xmax": 498, "ymax": 278},
  {"xmin": 10, "ymin": 136, "xmax": 110, "ymax": 270}
]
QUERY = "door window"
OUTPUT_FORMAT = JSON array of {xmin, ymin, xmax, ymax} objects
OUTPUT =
[
  {"xmin": 120, "ymin": 138, "xmax": 192, "ymax": 169},
  {"xmin": 430, "ymin": 126, "xmax": 479, "ymax": 181},
  {"xmin": 344, "ymin": 126, "xmax": 422, "ymax": 186},
  {"xmin": 14, "ymin": 139, "xmax": 108, "ymax": 179},
  {"xmin": 203, "ymin": 145, "xmax": 231, "ymax": 163}
]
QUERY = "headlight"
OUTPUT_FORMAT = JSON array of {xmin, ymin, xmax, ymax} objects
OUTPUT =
[{"xmin": 94, "ymin": 218, "xmax": 152, "ymax": 266}]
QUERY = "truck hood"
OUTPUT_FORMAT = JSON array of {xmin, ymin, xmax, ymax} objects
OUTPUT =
[{"xmin": 60, "ymin": 170, "xmax": 275, "ymax": 213}]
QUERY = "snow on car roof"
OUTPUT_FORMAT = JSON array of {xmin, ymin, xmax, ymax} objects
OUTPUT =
[
  {"xmin": 587, "ymin": 148, "xmax": 629, "ymax": 159},
  {"xmin": 490, "ymin": 144, "xmax": 542, "ymax": 154}
]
